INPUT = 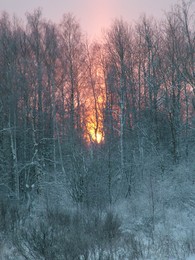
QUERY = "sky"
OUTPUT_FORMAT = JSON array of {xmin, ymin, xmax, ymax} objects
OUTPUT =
[{"xmin": 0, "ymin": 0, "xmax": 180, "ymax": 39}]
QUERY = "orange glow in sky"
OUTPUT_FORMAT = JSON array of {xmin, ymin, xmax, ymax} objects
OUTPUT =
[
  {"xmin": 84, "ymin": 92, "xmax": 105, "ymax": 144},
  {"xmin": 86, "ymin": 113, "xmax": 104, "ymax": 144},
  {"xmin": 84, "ymin": 64, "xmax": 105, "ymax": 144}
]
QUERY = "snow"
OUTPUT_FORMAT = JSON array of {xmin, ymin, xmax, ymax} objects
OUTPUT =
[{"xmin": 187, "ymin": 255, "xmax": 195, "ymax": 260}]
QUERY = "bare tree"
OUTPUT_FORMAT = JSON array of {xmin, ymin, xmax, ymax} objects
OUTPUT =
[
  {"xmin": 59, "ymin": 14, "xmax": 85, "ymax": 146},
  {"xmin": 105, "ymin": 19, "xmax": 132, "ymax": 182}
]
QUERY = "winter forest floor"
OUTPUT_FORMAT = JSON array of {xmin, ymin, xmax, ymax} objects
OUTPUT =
[{"xmin": 1, "ymin": 152, "xmax": 195, "ymax": 260}]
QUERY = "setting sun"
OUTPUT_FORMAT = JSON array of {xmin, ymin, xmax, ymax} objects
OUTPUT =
[
  {"xmin": 86, "ymin": 117, "xmax": 104, "ymax": 144},
  {"xmin": 83, "ymin": 45, "xmax": 106, "ymax": 145}
]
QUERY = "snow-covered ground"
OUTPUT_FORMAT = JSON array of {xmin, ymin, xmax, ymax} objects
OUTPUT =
[{"xmin": 187, "ymin": 255, "xmax": 195, "ymax": 260}]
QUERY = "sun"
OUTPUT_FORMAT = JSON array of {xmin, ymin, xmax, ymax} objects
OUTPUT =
[
  {"xmin": 86, "ymin": 117, "xmax": 104, "ymax": 144},
  {"xmin": 95, "ymin": 132, "xmax": 103, "ymax": 144},
  {"xmin": 82, "ymin": 46, "xmax": 106, "ymax": 145},
  {"xmin": 89, "ymin": 128, "xmax": 104, "ymax": 144}
]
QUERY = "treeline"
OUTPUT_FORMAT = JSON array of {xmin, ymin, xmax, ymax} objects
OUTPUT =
[{"xmin": 0, "ymin": 1, "xmax": 194, "ymax": 206}]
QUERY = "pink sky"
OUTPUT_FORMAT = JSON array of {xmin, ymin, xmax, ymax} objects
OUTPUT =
[{"xmin": 0, "ymin": 0, "xmax": 181, "ymax": 39}]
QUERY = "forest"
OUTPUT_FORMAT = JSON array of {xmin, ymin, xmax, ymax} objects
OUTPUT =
[{"xmin": 0, "ymin": 1, "xmax": 195, "ymax": 259}]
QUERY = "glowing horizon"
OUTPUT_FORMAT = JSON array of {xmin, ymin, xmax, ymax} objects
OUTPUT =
[{"xmin": 84, "ymin": 86, "xmax": 105, "ymax": 145}]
